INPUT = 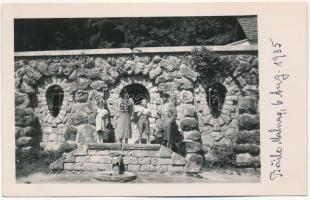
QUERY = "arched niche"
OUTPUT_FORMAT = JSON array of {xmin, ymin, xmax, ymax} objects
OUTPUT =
[
  {"xmin": 206, "ymin": 82, "xmax": 227, "ymax": 118},
  {"xmin": 120, "ymin": 83, "xmax": 150, "ymax": 105},
  {"xmin": 46, "ymin": 85, "xmax": 64, "ymax": 117}
]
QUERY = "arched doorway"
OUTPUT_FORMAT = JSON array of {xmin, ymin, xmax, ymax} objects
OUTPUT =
[{"xmin": 120, "ymin": 83, "xmax": 150, "ymax": 105}]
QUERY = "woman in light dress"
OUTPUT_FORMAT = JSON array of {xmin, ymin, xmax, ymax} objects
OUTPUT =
[
  {"xmin": 95, "ymin": 99, "xmax": 109, "ymax": 143},
  {"xmin": 115, "ymin": 90, "xmax": 134, "ymax": 144}
]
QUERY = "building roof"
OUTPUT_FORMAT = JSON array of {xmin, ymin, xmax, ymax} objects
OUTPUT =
[{"xmin": 238, "ymin": 16, "xmax": 257, "ymax": 42}]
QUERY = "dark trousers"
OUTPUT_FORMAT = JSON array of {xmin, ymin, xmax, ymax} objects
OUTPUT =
[{"xmin": 164, "ymin": 119, "xmax": 176, "ymax": 149}]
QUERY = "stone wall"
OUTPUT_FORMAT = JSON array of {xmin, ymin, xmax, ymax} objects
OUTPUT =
[
  {"xmin": 14, "ymin": 46, "xmax": 259, "ymax": 168},
  {"xmin": 51, "ymin": 143, "xmax": 193, "ymax": 173}
]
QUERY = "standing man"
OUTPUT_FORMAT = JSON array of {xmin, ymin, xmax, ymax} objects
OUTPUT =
[
  {"xmin": 155, "ymin": 93, "xmax": 177, "ymax": 149},
  {"xmin": 136, "ymin": 99, "xmax": 151, "ymax": 144}
]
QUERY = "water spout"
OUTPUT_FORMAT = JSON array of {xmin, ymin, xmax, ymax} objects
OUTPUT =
[{"xmin": 118, "ymin": 154, "xmax": 125, "ymax": 175}]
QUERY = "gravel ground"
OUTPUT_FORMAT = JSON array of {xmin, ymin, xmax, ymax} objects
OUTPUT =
[{"xmin": 16, "ymin": 163, "xmax": 260, "ymax": 183}]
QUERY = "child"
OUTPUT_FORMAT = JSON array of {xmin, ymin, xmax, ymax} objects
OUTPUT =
[{"xmin": 95, "ymin": 99, "xmax": 109, "ymax": 143}]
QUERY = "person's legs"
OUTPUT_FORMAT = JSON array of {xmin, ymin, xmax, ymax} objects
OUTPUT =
[
  {"xmin": 119, "ymin": 138, "xmax": 123, "ymax": 143},
  {"xmin": 146, "ymin": 133, "xmax": 150, "ymax": 144},
  {"xmin": 166, "ymin": 121, "xmax": 174, "ymax": 149},
  {"xmin": 125, "ymin": 138, "xmax": 128, "ymax": 144},
  {"xmin": 97, "ymin": 131, "xmax": 101, "ymax": 143},
  {"xmin": 138, "ymin": 121, "xmax": 143, "ymax": 144}
]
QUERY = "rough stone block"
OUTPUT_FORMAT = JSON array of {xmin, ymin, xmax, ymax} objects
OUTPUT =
[
  {"xmin": 64, "ymin": 163, "xmax": 74, "ymax": 170},
  {"xmin": 179, "ymin": 63, "xmax": 197, "ymax": 82},
  {"xmin": 76, "ymin": 124, "xmax": 97, "ymax": 142},
  {"xmin": 168, "ymin": 165, "xmax": 184, "ymax": 172},
  {"xmin": 59, "ymin": 142, "xmax": 78, "ymax": 153},
  {"xmin": 17, "ymin": 146, "xmax": 34, "ymax": 155},
  {"xmin": 236, "ymin": 130, "xmax": 260, "ymax": 145},
  {"xmin": 149, "ymin": 66, "xmax": 163, "ymax": 80},
  {"xmin": 151, "ymin": 157, "xmax": 159, "ymax": 165},
  {"xmin": 184, "ymin": 162, "xmax": 201, "ymax": 173},
  {"xmin": 238, "ymin": 114, "xmax": 260, "ymax": 130},
  {"xmin": 140, "ymin": 150, "xmax": 158, "ymax": 157},
  {"xmin": 16, "ymin": 136, "xmax": 33, "ymax": 147},
  {"xmin": 180, "ymin": 117, "xmax": 198, "ymax": 131},
  {"xmin": 83, "ymin": 163, "xmax": 112, "ymax": 171},
  {"xmin": 186, "ymin": 153, "xmax": 204, "ymax": 166},
  {"xmin": 204, "ymin": 151, "xmax": 218, "ymax": 162},
  {"xmin": 128, "ymin": 164, "xmax": 140, "ymax": 172},
  {"xmin": 138, "ymin": 157, "xmax": 151, "ymax": 165},
  {"xmin": 171, "ymin": 153, "xmax": 186, "ymax": 165},
  {"xmin": 236, "ymin": 153, "xmax": 260, "ymax": 167},
  {"xmin": 159, "ymin": 146, "xmax": 172, "ymax": 158},
  {"xmin": 239, "ymin": 96, "xmax": 258, "ymax": 114},
  {"xmin": 179, "ymin": 91, "xmax": 194, "ymax": 104},
  {"xmin": 72, "ymin": 144, "xmax": 88, "ymax": 156},
  {"xmin": 74, "ymin": 90, "xmax": 89, "ymax": 103},
  {"xmin": 225, "ymin": 96, "xmax": 238, "ymax": 101},
  {"xmin": 156, "ymin": 165, "xmax": 168, "ymax": 172},
  {"xmin": 177, "ymin": 103, "xmax": 196, "ymax": 119},
  {"xmin": 157, "ymin": 82, "xmax": 175, "ymax": 92},
  {"xmin": 140, "ymin": 164, "xmax": 156, "ymax": 172},
  {"xmin": 69, "ymin": 113, "xmax": 88, "ymax": 126},
  {"xmin": 233, "ymin": 144, "xmax": 260, "ymax": 156},
  {"xmin": 75, "ymin": 156, "xmax": 90, "ymax": 163},
  {"xmin": 50, "ymin": 158, "xmax": 64, "ymax": 170},
  {"xmin": 15, "ymin": 107, "xmax": 36, "ymax": 127},
  {"xmin": 158, "ymin": 158, "xmax": 173, "ymax": 165},
  {"xmin": 88, "ymin": 143, "xmax": 122, "ymax": 150},
  {"xmin": 88, "ymin": 149, "xmax": 110, "ymax": 156},
  {"xmin": 183, "ymin": 130, "xmax": 201, "ymax": 141},
  {"xmin": 64, "ymin": 126, "xmax": 77, "ymax": 141},
  {"xmin": 122, "ymin": 144, "xmax": 160, "ymax": 151},
  {"xmin": 63, "ymin": 152, "xmax": 75, "ymax": 162},
  {"xmin": 174, "ymin": 77, "xmax": 193, "ymax": 90},
  {"xmin": 183, "ymin": 140, "xmax": 203, "ymax": 153},
  {"xmin": 123, "ymin": 157, "xmax": 137, "ymax": 164},
  {"xmin": 90, "ymin": 156, "xmax": 112, "ymax": 164},
  {"xmin": 90, "ymin": 80, "xmax": 107, "ymax": 91},
  {"xmin": 15, "ymin": 92, "xmax": 30, "ymax": 108},
  {"xmin": 20, "ymin": 82, "xmax": 35, "ymax": 93},
  {"xmin": 201, "ymin": 132, "xmax": 214, "ymax": 146}
]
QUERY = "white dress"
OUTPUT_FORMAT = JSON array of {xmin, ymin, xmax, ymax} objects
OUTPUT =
[{"xmin": 96, "ymin": 108, "xmax": 108, "ymax": 132}]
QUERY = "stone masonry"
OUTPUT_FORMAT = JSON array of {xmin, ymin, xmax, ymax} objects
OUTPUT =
[
  {"xmin": 51, "ymin": 143, "xmax": 193, "ymax": 173},
  {"xmin": 15, "ymin": 46, "xmax": 259, "ymax": 168}
]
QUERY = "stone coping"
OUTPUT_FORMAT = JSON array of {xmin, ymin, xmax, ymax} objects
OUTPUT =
[
  {"xmin": 14, "ymin": 45, "xmax": 258, "ymax": 57},
  {"xmin": 88, "ymin": 143, "xmax": 161, "ymax": 151}
]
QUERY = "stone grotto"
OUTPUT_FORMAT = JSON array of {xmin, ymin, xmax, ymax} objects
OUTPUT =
[{"xmin": 14, "ymin": 45, "xmax": 260, "ymax": 173}]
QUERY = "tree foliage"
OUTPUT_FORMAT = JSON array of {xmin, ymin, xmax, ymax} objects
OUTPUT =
[
  {"xmin": 14, "ymin": 17, "xmax": 245, "ymax": 51},
  {"xmin": 192, "ymin": 47, "xmax": 232, "ymax": 87}
]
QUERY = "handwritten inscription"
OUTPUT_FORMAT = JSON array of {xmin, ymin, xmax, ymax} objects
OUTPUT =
[{"xmin": 269, "ymin": 38, "xmax": 289, "ymax": 181}]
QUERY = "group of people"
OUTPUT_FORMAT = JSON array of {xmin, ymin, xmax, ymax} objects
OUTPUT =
[{"xmin": 94, "ymin": 90, "xmax": 178, "ymax": 150}]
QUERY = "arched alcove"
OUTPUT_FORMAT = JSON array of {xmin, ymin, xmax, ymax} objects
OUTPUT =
[
  {"xmin": 206, "ymin": 82, "xmax": 227, "ymax": 118},
  {"xmin": 46, "ymin": 85, "xmax": 64, "ymax": 117},
  {"xmin": 120, "ymin": 83, "xmax": 150, "ymax": 105}
]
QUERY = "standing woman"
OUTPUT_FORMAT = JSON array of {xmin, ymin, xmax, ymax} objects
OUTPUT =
[
  {"xmin": 115, "ymin": 90, "xmax": 134, "ymax": 144},
  {"xmin": 95, "ymin": 99, "xmax": 109, "ymax": 143}
]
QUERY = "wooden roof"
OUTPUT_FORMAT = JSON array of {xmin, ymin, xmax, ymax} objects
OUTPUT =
[{"xmin": 238, "ymin": 16, "xmax": 257, "ymax": 41}]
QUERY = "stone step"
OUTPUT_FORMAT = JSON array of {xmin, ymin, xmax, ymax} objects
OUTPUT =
[{"xmin": 50, "ymin": 143, "xmax": 201, "ymax": 174}]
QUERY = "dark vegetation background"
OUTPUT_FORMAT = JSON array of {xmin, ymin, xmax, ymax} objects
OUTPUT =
[{"xmin": 14, "ymin": 17, "xmax": 246, "ymax": 51}]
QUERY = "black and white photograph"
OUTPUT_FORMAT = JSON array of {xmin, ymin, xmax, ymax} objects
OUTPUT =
[{"xmin": 14, "ymin": 15, "xmax": 260, "ymax": 183}]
